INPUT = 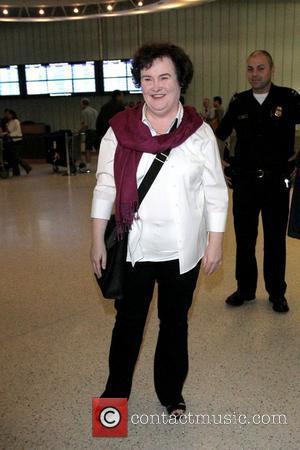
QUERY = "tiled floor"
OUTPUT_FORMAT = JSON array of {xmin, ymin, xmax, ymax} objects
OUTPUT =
[{"xmin": 1, "ymin": 163, "xmax": 299, "ymax": 450}]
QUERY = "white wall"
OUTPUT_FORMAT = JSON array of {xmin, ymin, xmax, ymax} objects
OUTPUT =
[{"xmin": 0, "ymin": 0, "xmax": 299, "ymax": 130}]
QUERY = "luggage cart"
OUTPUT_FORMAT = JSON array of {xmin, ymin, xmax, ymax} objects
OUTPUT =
[
  {"xmin": 46, "ymin": 130, "xmax": 90, "ymax": 176},
  {"xmin": 46, "ymin": 130, "xmax": 77, "ymax": 175}
]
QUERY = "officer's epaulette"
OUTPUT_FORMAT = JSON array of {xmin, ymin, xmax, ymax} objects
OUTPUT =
[
  {"xmin": 275, "ymin": 85, "xmax": 299, "ymax": 97},
  {"xmin": 229, "ymin": 92, "xmax": 239, "ymax": 104},
  {"xmin": 289, "ymin": 88, "xmax": 299, "ymax": 97}
]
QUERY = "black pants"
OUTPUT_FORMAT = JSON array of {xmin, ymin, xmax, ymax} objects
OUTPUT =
[
  {"xmin": 232, "ymin": 172, "xmax": 290, "ymax": 298},
  {"xmin": 6, "ymin": 140, "xmax": 31, "ymax": 176},
  {"xmin": 101, "ymin": 259, "xmax": 201, "ymax": 406},
  {"xmin": 85, "ymin": 129, "xmax": 100, "ymax": 151}
]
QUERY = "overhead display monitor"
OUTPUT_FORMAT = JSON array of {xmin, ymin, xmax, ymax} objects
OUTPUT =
[
  {"xmin": 102, "ymin": 59, "xmax": 141, "ymax": 94},
  {"xmin": 25, "ymin": 64, "xmax": 50, "ymax": 95},
  {"xmin": 72, "ymin": 61, "xmax": 96, "ymax": 93},
  {"xmin": 0, "ymin": 65, "xmax": 20, "ymax": 96},
  {"xmin": 25, "ymin": 61, "xmax": 96, "ymax": 95}
]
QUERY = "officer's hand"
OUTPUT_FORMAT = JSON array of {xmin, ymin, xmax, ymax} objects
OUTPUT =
[
  {"xmin": 221, "ymin": 160, "xmax": 232, "ymax": 187},
  {"xmin": 290, "ymin": 168, "xmax": 297, "ymax": 180},
  {"xmin": 288, "ymin": 154, "xmax": 297, "ymax": 180}
]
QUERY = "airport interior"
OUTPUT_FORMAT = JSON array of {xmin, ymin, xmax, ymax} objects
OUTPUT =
[{"xmin": 0, "ymin": 0, "xmax": 300, "ymax": 449}]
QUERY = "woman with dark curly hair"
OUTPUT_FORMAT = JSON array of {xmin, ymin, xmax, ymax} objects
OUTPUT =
[{"xmin": 90, "ymin": 43, "xmax": 228, "ymax": 418}]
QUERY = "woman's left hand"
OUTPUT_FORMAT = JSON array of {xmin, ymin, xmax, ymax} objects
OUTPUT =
[{"xmin": 202, "ymin": 232, "xmax": 223, "ymax": 276}]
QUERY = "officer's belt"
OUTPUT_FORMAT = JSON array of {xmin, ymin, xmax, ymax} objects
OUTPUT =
[{"xmin": 234, "ymin": 168, "xmax": 287, "ymax": 179}]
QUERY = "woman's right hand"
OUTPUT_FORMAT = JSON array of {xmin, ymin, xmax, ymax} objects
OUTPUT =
[{"xmin": 90, "ymin": 241, "xmax": 107, "ymax": 278}]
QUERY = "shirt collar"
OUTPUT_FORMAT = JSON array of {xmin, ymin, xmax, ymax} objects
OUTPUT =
[{"xmin": 142, "ymin": 102, "xmax": 183, "ymax": 136}]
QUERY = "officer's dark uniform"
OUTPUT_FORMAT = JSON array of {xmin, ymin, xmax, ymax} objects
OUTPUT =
[
  {"xmin": 216, "ymin": 83, "xmax": 300, "ymax": 300},
  {"xmin": 288, "ymin": 154, "xmax": 300, "ymax": 239}
]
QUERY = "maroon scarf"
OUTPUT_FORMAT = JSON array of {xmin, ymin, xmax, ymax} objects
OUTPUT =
[{"xmin": 109, "ymin": 103, "xmax": 203, "ymax": 237}]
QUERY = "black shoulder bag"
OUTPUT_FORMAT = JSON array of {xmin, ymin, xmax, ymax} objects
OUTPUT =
[{"xmin": 94, "ymin": 144, "xmax": 173, "ymax": 300}]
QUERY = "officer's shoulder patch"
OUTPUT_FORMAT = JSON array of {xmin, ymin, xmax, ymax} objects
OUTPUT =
[
  {"xmin": 289, "ymin": 88, "xmax": 299, "ymax": 97},
  {"xmin": 279, "ymin": 86, "xmax": 299, "ymax": 97}
]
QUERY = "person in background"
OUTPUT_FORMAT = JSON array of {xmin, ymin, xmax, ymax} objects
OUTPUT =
[
  {"xmin": 216, "ymin": 50, "xmax": 300, "ymax": 313},
  {"xmin": 126, "ymin": 100, "xmax": 135, "ymax": 109},
  {"xmin": 2, "ymin": 109, "xmax": 32, "ymax": 176},
  {"xmin": 90, "ymin": 42, "xmax": 228, "ymax": 418},
  {"xmin": 79, "ymin": 98, "xmax": 99, "ymax": 171},
  {"xmin": 0, "ymin": 108, "xmax": 9, "ymax": 132},
  {"xmin": 0, "ymin": 109, "xmax": 9, "ymax": 172},
  {"xmin": 211, "ymin": 96, "xmax": 224, "ymax": 131},
  {"xmin": 202, "ymin": 97, "xmax": 215, "ymax": 123},
  {"xmin": 96, "ymin": 90, "xmax": 125, "ymax": 141}
]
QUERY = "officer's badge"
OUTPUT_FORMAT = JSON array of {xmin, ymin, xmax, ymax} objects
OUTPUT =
[{"xmin": 273, "ymin": 106, "xmax": 283, "ymax": 118}]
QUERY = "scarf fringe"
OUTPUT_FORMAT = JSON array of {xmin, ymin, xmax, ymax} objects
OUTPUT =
[{"xmin": 116, "ymin": 200, "xmax": 139, "ymax": 240}]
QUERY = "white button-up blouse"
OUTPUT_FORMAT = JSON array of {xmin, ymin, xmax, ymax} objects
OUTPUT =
[{"xmin": 91, "ymin": 104, "xmax": 228, "ymax": 274}]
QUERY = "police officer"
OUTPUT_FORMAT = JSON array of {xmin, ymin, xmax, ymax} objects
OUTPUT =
[{"xmin": 216, "ymin": 50, "xmax": 300, "ymax": 313}]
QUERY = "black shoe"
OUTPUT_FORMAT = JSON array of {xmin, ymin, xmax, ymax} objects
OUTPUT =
[
  {"xmin": 269, "ymin": 296, "xmax": 289, "ymax": 313},
  {"xmin": 25, "ymin": 166, "xmax": 32, "ymax": 174},
  {"xmin": 166, "ymin": 399, "xmax": 186, "ymax": 420},
  {"xmin": 226, "ymin": 291, "xmax": 255, "ymax": 306}
]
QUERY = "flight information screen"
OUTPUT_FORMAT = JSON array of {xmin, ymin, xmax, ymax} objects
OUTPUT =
[
  {"xmin": 72, "ymin": 61, "xmax": 96, "ymax": 93},
  {"xmin": 0, "ymin": 65, "xmax": 20, "ymax": 96},
  {"xmin": 102, "ymin": 59, "xmax": 141, "ymax": 93},
  {"xmin": 25, "ymin": 61, "xmax": 96, "ymax": 95}
]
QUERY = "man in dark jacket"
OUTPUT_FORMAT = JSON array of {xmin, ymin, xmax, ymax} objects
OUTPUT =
[
  {"xmin": 216, "ymin": 50, "xmax": 300, "ymax": 313},
  {"xmin": 96, "ymin": 90, "xmax": 125, "ymax": 140}
]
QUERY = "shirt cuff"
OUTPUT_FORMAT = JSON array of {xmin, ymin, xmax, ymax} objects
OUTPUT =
[
  {"xmin": 91, "ymin": 198, "xmax": 114, "ymax": 219},
  {"xmin": 206, "ymin": 212, "xmax": 227, "ymax": 232}
]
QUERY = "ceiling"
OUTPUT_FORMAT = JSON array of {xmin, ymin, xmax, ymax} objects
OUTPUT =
[{"xmin": 0, "ymin": 0, "xmax": 215, "ymax": 21}]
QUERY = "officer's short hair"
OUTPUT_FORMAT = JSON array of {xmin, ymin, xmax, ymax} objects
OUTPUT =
[{"xmin": 247, "ymin": 50, "xmax": 274, "ymax": 68}]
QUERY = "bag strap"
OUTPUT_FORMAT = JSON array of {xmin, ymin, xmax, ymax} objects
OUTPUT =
[{"xmin": 137, "ymin": 119, "xmax": 177, "ymax": 205}]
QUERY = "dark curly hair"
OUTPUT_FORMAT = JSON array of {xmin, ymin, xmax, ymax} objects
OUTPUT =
[{"xmin": 131, "ymin": 43, "xmax": 193, "ymax": 94}]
